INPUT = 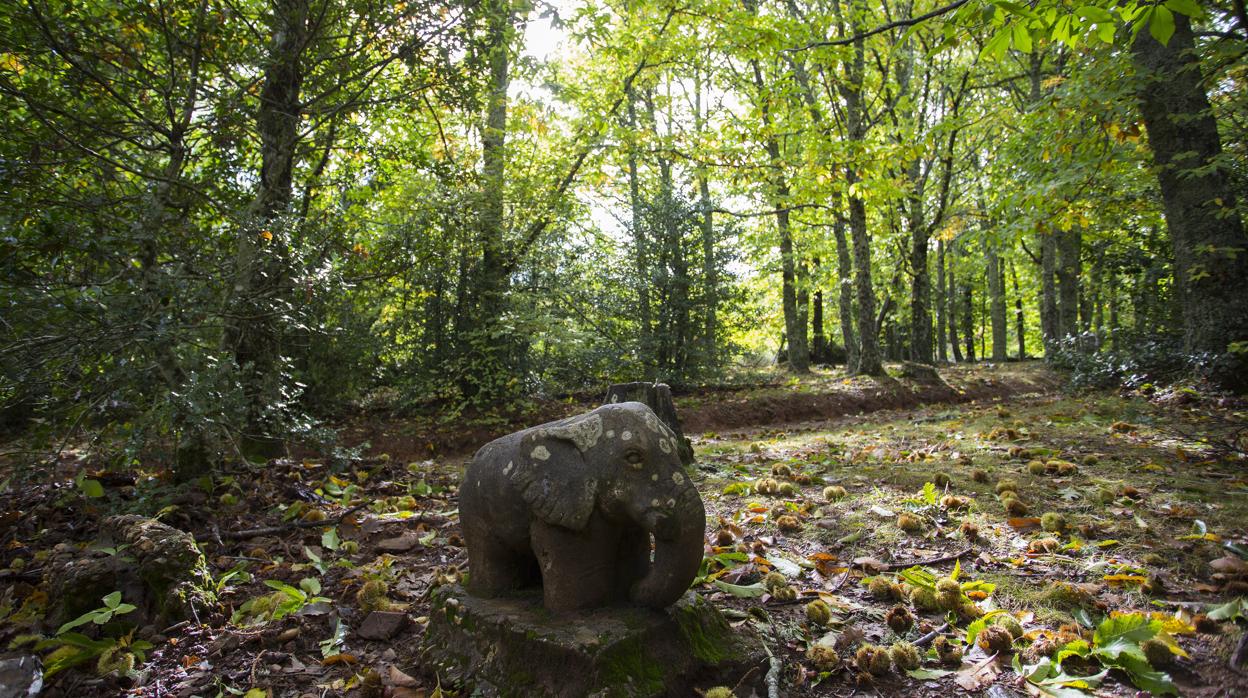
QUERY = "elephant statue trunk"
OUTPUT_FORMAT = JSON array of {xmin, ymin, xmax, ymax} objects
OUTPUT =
[{"xmin": 631, "ymin": 488, "xmax": 706, "ymax": 608}]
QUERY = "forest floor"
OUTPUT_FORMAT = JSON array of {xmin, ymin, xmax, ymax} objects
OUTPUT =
[{"xmin": 2, "ymin": 362, "xmax": 1248, "ymax": 697}]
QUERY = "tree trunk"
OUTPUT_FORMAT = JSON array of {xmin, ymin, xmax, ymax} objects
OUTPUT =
[
  {"xmin": 812, "ymin": 290, "xmax": 826, "ymax": 363},
  {"xmin": 1011, "ymin": 259, "xmax": 1026, "ymax": 359},
  {"xmin": 694, "ymin": 70, "xmax": 717, "ymax": 370},
  {"xmin": 1132, "ymin": 14, "xmax": 1248, "ymax": 387},
  {"xmin": 936, "ymin": 239, "xmax": 947, "ymax": 362},
  {"xmin": 843, "ymin": 33, "xmax": 881, "ymax": 376},
  {"xmin": 948, "ymin": 247, "xmax": 963, "ymax": 363},
  {"xmin": 986, "ymin": 242, "xmax": 1007, "ymax": 361},
  {"xmin": 625, "ymin": 88, "xmax": 654, "ymax": 378},
  {"xmin": 749, "ymin": 58, "xmax": 808, "ymax": 373},
  {"xmin": 1040, "ymin": 230, "xmax": 1058, "ymax": 353},
  {"xmin": 1057, "ymin": 226, "xmax": 1081, "ymax": 339},
  {"xmin": 962, "ymin": 284, "xmax": 975, "ymax": 362},
  {"xmin": 224, "ymin": 0, "xmax": 308, "ymax": 459},
  {"xmin": 834, "ymin": 205, "xmax": 859, "ymax": 373}
]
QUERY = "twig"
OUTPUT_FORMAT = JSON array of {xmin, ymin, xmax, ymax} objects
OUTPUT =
[
  {"xmin": 764, "ymin": 644, "xmax": 782, "ymax": 698},
  {"xmin": 915, "ymin": 622, "xmax": 950, "ymax": 648},
  {"xmin": 883, "ymin": 547, "xmax": 972, "ymax": 570},
  {"xmin": 211, "ymin": 503, "xmax": 367, "ymax": 541}
]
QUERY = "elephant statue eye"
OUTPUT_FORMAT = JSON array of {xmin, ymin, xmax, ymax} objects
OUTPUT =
[{"xmin": 625, "ymin": 451, "xmax": 644, "ymax": 469}]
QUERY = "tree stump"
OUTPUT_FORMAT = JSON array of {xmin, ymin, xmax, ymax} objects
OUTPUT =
[
  {"xmin": 900, "ymin": 361, "xmax": 948, "ymax": 386},
  {"xmin": 604, "ymin": 382, "xmax": 695, "ymax": 466}
]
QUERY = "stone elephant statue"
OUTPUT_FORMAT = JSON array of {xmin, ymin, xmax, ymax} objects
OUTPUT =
[{"xmin": 460, "ymin": 402, "xmax": 706, "ymax": 612}]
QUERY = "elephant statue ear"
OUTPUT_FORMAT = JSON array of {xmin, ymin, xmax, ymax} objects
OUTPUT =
[{"xmin": 513, "ymin": 413, "xmax": 604, "ymax": 530}]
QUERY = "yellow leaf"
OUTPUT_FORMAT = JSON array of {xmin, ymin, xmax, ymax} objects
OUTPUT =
[
  {"xmin": 1103, "ymin": 574, "xmax": 1147, "ymax": 586},
  {"xmin": 243, "ymin": 689, "xmax": 270, "ymax": 698},
  {"xmin": 259, "ymin": 230, "xmax": 273, "ymax": 241},
  {"xmin": 321, "ymin": 653, "xmax": 357, "ymax": 666}
]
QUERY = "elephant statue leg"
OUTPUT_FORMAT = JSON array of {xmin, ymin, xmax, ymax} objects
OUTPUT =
[
  {"xmin": 531, "ymin": 514, "xmax": 624, "ymax": 613},
  {"xmin": 465, "ymin": 532, "xmax": 540, "ymax": 598}
]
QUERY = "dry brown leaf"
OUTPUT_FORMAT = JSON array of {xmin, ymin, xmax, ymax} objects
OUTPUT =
[
  {"xmin": 954, "ymin": 654, "xmax": 1003, "ymax": 691},
  {"xmin": 387, "ymin": 665, "xmax": 420, "ymax": 687},
  {"xmin": 1211, "ymin": 555, "xmax": 1248, "ymax": 577},
  {"xmin": 1008, "ymin": 517, "xmax": 1042, "ymax": 530}
]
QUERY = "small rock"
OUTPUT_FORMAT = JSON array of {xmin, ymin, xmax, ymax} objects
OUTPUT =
[
  {"xmin": 357, "ymin": 611, "xmax": 407, "ymax": 641},
  {"xmin": 377, "ymin": 532, "xmax": 421, "ymax": 553},
  {"xmin": 0, "ymin": 655, "xmax": 43, "ymax": 698}
]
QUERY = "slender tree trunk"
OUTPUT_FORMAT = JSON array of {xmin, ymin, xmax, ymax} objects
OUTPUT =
[
  {"xmin": 224, "ymin": 0, "xmax": 308, "ymax": 458},
  {"xmin": 909, "ymin": 173, "xmax": 932, "ymax": 364},
  {"xmin": 694, "ymin": 70, "xmax": 717, "ymax": 370},
  {"xmin": 936, "ymin": 239, "xmax": 947, "ymax": 362},
  {"xmin": 625, "ymin": 89, "xmax": 654, "ymax": 378},
  {"xmin": 812, "ymin": 258, "xmax": 827, "ymax": 364},
  {"xmin": 1040, "ymin": 230, "xmax": 1058, "ymax": 353},
  {"xmin": 987, "ymin": 243, "xmax": 1007, "ymax": 361},
  {"xmin": 948, "ymin": 246, "xmax": 963, "ymax": 362},
  {"xmin": 842, "ymin": 33, "xmax": 881, "ymax": 375},
  {"xmin": 1057, "ymin": 226, "xmax": 1081, "ymax": 338},
  {"xmin": 1132, "ymin": 14, "xmax": 1248, "ymax": 386},
  {"xmin": 834, "ymin": 204, "xmax": 859, "ymax": 372},
  {"xmin": 962, "ymin": 284, "xmax": 975, "ymax": 362},
  {"xmin": 741, "ymin": 43, "xmax": 807, "ymax": 373},
  {"xmin": 1011, "ymin": 259, "xmax": 1026, "ymax": 359}
]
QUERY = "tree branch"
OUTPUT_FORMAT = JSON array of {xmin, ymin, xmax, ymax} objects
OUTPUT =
[{"xmin": 784, "ymin": 0, "xmax": 972, "ymax": 52}]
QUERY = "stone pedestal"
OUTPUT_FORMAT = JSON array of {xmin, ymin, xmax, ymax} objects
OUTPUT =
[{"xmin": 421, "ymin": 585, "xmax": 760, "ymax": 697}]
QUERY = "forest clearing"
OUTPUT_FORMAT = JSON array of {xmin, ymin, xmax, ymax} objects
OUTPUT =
[
  {"xmin": 2, "ymin": 364, "xmax": 1247, "ymax": 697},
  {"xmin": 1, "ymin": 0, "xmax": 1247, "ymax": 695}
]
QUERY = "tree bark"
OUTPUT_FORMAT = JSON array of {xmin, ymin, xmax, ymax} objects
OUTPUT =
[
  {"xmin": 986, "ymin": 242, "xmax": 1007, "ymax": 361},
  {"xmin": 834, "ymin": 202, "xmax": 859, "ymax": 373},
  {"xmin": 1040, "ymin": 229, "xmax": 1058, "ymax": 353},
  {"xmin": 1011, "ymin": 259, "xmax": 1026, "ymax": 359},
  {"xmin": 936, "ymin": 239, "xmax": 947, "ymax": 362},
  {"xmin": 1132, "ymin": 14, "xmax": 1248, "ymax": 386},
  {"xmin": 842, "ymin": 31, "xmax": 882, "ymax": 376},
  {"xmin": 224, "ymin": 0, "xmax": 308, "ymax": 459},
  {"xmin": 1057, "ymin": 226, "xmax": 1081, "ymax": 338},
  {"xmin": 948, "ymin": 246, "xmax": 963, "ymax": 363}
]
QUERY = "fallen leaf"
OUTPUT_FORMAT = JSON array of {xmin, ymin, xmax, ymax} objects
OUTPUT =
[
  {"xmin": 1008, "ymin": 517, "xmax": 1042, "ymax": 530},
  {"xmin": 954, "ymin": 655, "xmax": 1003, "ymax": 691},
  {"xmin": 321, "ymin": 653, "xmax": 358, "ymax": 667},
  {"xmin": 388, "ymin": 665, "xmax": 420, "ymax": 687}
]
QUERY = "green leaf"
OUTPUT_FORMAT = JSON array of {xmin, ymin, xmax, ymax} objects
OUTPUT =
[
  {"xmin": 1012, "ymin": 23, "xmax": 1033, "ymax": 52},
  {"xmin": 300, "ymin": 577, "xmax": 322, "ymax": 596},
  {"xmin": 1206, "ymin": 597, "xmax": 1247, "ymax": 621},
  {"xmin": 264, "ymin": 579, "xmax": 305, "ymax": 600},
  {"xmin": 1163, "ymin": 0, "xmax": 1201, "ymax": 17},
  {"xmin": 1149, "ymin": 6, "xmax": 1175, "ymax": 44},
  {"xmin": 980, "ymin": 27, "xmax": 1012, "ymax": 60},
  {"xmin": 1075, "ymin": 6, "xmax": 1114, "ymax": 23},
  {"xmin": 79, "ymin": 478, "xmax": 105, "ymax": 498},
  {"xmin": 905, "ymin": 667, "xmax": 955, "ymax": 679},
  {"xmin": 102, "ymin": 591, "xmax": 122, "ymax": 609},
  {"xmin": 1093, "ymin": 613, "xmax": 1159, "ymax": 648},
  {"xmin": 712, "ymin": 580, "xmax": 766, "ymax": 598},
  {"xmin": 321, "ymin": 527, "xmax": 340, "ymax": 551}
]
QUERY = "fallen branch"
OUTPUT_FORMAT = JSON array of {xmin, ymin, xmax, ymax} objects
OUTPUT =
[
  {"xmin": 764, "ymin": 644, "xmax": 782, "ymax": 698},
  {"xmin": 884, "ymin": 547, "xmax": 973, "ymax": 570},
  {"xmin": 915, "ymin": 622, "xmax": 950, "ymax": 648},
  {"xmin": 210, "ymin": 504, "xmax": 368, "ymax": 542}
]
